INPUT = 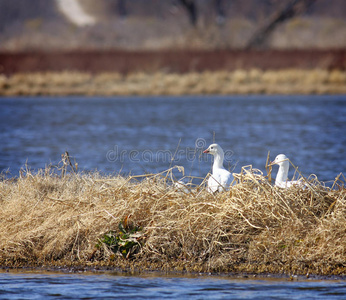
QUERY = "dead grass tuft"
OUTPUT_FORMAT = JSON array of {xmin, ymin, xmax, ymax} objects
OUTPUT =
[{"xmin": 0, "ymin": 159, "xmax": 345, "ymax": 275}]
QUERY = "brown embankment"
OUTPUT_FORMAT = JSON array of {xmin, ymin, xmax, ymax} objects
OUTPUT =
[
  {"xmin": 1, "ymin": 49, "xmax": 345, "ymax": 96},
  {"xmin": 0, "ymin": 49, "xmax": 345, "ymax": 75}
]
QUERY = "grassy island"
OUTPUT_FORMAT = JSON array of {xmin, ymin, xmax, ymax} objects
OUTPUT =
[{"xmin": 0, "ymin": 158, "xmax": 345, "ymax": 276}]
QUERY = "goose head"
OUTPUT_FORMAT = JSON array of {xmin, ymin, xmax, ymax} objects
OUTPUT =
[
  {"xmin": 203, "ymin": 143, "xmax": 224, "ymax": 157},
  {"xmin": 203, "ymin": 143, "xmax": 225, "ymax": 169},
  {"xmin": 269, "ymin": 154, "xmax": 289, "ymax": 167}
]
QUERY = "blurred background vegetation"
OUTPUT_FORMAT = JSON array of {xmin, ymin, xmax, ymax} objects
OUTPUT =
[
  {"xmin": 0, "ymin": 0, "xmax": 345, "ymax": 51},
  {"xmin": 1, "ymin": 0, "xmax": 345, "ymax": 94}
]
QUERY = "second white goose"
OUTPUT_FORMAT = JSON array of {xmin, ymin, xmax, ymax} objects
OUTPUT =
[
  {"xmin": 269, "ymin": 154, "xmax": 304, "ymax": 188},
  {"xmin": 203, "ymin": 143, "xmax": 233, "ymax": 193}
]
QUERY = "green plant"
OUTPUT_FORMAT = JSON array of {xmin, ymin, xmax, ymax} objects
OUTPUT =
[{"xmin": 97, "ymin": 219, "xmax": 144, "ymax": 259}]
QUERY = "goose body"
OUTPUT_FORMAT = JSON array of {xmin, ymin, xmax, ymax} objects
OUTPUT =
[
  {"xmin": 174, "ymin": 180, "xmax": 191, "ymax": 193},
  {"xmin": 203, "ymin": 143, "xmax": 233, "ymax": 193}
]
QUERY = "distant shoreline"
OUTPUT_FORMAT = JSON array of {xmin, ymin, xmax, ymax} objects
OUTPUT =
[
  {"xmin": 1, "ymin": 49, "xmax": 345, "ymax": 96},
  {"xmin": 1, "ymin": 69, "xmax": 345, "ymax": 96}
]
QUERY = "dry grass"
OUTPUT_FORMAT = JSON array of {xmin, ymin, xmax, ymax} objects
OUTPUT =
[
  {"xmin": 0, "ymin": 159, "xmax": 345, "ymax": 275},
  {"xmin": 1, "ymin": 69, "xmax": 345, "ymax": 96}
]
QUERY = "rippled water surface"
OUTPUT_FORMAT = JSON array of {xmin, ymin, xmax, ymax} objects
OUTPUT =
[
  {"xmin": 0, "ymin": 95, "xmax": 345, "ymax": 182},
  {"xmin": 0, "ymin": 271, "xmax": 345, "ymax": 300}
]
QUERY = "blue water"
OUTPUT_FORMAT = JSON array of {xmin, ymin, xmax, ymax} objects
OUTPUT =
[
  {"xmin": 0, "ymin": 95, "xmax": 345, "ymax": 182},
  {"xmin": 0, "ymin": 271, "xmax": 345, "ymax": 299}
]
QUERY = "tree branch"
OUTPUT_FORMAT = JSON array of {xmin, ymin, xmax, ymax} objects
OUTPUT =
[
  {"xmin": 179, "ymin": 0, "xmax": 197, "ymax": 26},
  {"xmin": 246, "ymin": 0, "xmax": 317, "ymax": 49}
]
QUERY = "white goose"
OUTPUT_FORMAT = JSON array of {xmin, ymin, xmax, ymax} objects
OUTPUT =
[
  {"xmin": 269, "ymin": 154, "xmax": 304, "ymax": 188},
  {"xmin": 203, "ymin": 143, "xmax": 233, "ymax": 193}
]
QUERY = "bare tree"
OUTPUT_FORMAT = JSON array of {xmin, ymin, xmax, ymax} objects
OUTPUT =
[
  {"xmin": 179, "ymin": 0, "xmax": 197, "ymax": 26},
  {"xmin": 246, "ymin": 0, "xmax": 317, "ymax": 49},
  {"xmin": 179, "ymin": 0, "xmax": 227, "ymax": 26},
  {"xmin": 214, "ymin": 0, "xmax": 226, "ymax": 25},
  {"xmin": 117, "ymin": 0, "xmax": 127, "ymax": 18}
]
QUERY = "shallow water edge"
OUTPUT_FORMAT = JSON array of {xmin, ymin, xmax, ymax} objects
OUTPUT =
[{"xmin": 1, "ymin": 266, "xmax": 345, "ymax": 282}]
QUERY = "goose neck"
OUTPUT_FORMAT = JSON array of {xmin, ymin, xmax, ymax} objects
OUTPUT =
[
  {"xmin": 213, "ymin": 152, "xmax": 225, "ymax": 170},
  {"xmin": 275, "ymin": 162, "xmax": 289, "ymax": 184}
]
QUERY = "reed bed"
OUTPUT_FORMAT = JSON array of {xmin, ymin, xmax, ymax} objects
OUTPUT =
[
  {"xmin": 0, "ymin": 160, "xmax": 345, "ymax": 275},
  {"xmin": 0, "ymin": 69, "xmax": 345, "ymax": 96}
]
